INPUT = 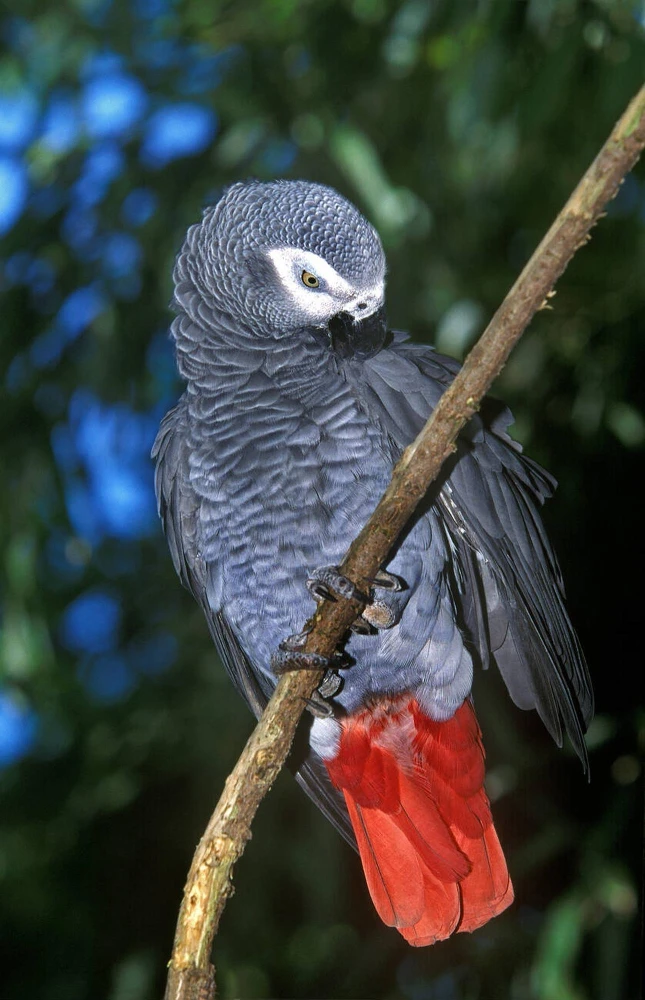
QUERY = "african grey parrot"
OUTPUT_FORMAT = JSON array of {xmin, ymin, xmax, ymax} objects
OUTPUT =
[{"xmin": 153, "ymin": 179, "xmax": 593, "ymax": 946}]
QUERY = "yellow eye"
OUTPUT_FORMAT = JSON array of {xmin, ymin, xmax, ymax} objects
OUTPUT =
[{"xmin": 301, "ymin": 270, "xmax": 320, "ymax": 288}]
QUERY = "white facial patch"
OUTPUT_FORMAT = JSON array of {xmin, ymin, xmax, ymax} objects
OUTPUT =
[{"xmin": 267, "ymin": 246, "xmax": 384, "ymax": 324}]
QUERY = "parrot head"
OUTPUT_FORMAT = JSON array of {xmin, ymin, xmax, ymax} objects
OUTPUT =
[{"xmin": 173, "ymin": 179, "xmax": 387, "ymax": 356}]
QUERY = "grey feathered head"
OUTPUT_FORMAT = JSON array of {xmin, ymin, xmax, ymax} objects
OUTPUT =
[{"xmin": 172, "ymin": 180, "xmax": 387, "ymax": 365}]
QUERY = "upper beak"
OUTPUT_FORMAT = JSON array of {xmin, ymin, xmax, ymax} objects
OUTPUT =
[{"xmin": 328, "ymin": 304, "xmax": 387, "ymax": 359}]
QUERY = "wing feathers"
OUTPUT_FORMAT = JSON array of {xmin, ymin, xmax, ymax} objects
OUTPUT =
[{"xmin": 351, "ymin": 340, "xmax": 593, "ymax": 765}]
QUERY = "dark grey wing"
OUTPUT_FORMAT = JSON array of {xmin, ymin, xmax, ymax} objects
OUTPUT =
[
  {"xmin": 350, "ymin": 332, "xmax": 593, "ymax": 769},
  {"xmin": 152, "ymin": 397, "xmax": 268, "ymax": 716},
  {"xmin": 152, "ymin": 398, "xmax": 355, "ymax": 845},
  {"xmin": 291, "ymin": 722, "xmax": 356, "ymax": 847}
]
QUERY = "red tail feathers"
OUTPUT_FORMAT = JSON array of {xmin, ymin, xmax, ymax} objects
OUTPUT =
[{"xmin": 325, "ymin": 698, "xmax": 513, "ymax": 946}]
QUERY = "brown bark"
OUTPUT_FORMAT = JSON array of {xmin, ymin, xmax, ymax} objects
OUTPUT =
[{"xmin": 163, "ymin": 83, "xmax": 645, "ymax": 1000}]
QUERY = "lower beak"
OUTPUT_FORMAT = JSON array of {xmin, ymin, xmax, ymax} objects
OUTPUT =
[{"xmin": 328, "ymin": 306, "xmax": 387, "ymax": 359}]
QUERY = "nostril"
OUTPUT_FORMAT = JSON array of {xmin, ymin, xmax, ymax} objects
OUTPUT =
[{"xmin": 357, "ymin": 302, "xmax": 367, "ymax": 310}]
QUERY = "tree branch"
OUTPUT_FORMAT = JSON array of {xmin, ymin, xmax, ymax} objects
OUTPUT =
[{"xmin": 163, "ymin": 82, "xmax": 645, "ymax": 1000}]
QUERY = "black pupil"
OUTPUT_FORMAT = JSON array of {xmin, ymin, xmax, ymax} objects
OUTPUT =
[{"xmin": 305, "ymin": 273, "xmax": 316, "ymax": 285}]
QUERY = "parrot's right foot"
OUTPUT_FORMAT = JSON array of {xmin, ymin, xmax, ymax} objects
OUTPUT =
[
  {"xmin": 271, "ymin": 634, "xmax": 345, "ymax": 716},
  {"xmin": 270, "ymin": 631, "xmax": 350, "ymax": 675},
  {"xmin": 305, "ymin": 670, "xmax": 343, "ymax": 718},
  {"xmin": 305, "ymin": 692, "xmax": 334, "ymax": 717}
]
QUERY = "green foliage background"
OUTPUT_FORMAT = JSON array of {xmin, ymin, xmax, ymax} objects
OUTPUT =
[{"xmin": 1, "ymin": 1, "xmax": 643, "ymax": 998}]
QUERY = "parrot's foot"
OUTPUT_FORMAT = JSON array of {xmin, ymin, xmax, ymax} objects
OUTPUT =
[
  {"xmin": 307, "ymin": 565, "xmax": 403, "ymax": 633},
  {"xmin": 318, "ymin": 668, "xmax": 343, "ymax": 698},
  {"xmin": 270, "ymin": 631, "xmax": 350, "ymax": 675},
  {"xmin": 305, "ymin": 670, "xmax": 343, "ymax": 718},
  {"xmin": 372, "ymin": 569, "xmax": 405, "ymax": 592},
  {"xmin": 349, "ymin": 600, "xmax": 397, "ymax": 633},
  {"xmin": 305, "ymin": 692, "xmax": 334, "ymax": 718},
  {"xmin": 271, "ymin": 633, "xmax": 345, "ymax": 717},
  {"xmin": 306, "ymin": 565, "xmax": 369, "ymax": 604}
]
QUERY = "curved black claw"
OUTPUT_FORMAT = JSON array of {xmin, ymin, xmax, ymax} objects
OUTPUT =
[
  {"xmin": 372, "ymin": 570, "xmax": 406, "ymax": 592},
  {"xmin": 350, "ymin": 616, "xmax": 376, "ymax": 635},
  {"xmin": 305, "ymin": 691, "xmax": 335, "ymax": 718},
  {"xmin": 306, "ymin": 565, "xmax": 370, "ymax": 604},
  {"xmin": 305, "ymin": 669, "xmax": 343, "ymax": 717},
  {"xmin": 318, "ymin": 669, "xmax": 343, "ymax": 698}
]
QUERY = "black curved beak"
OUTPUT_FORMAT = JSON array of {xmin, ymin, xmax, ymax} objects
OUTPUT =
[{"xmin": 328, "ymin": 306, "xmax": 388, "ymax": 359}]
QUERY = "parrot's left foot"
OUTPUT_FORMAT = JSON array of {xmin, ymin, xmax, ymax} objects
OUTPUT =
[{"xmin": 306, "ymin": 565, "xmax": 370, "ymax": 604}]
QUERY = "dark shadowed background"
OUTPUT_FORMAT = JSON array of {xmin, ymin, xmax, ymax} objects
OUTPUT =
[{"xmin": 1, "ymin": 2, "xmax": 643, "ymax": 998}]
